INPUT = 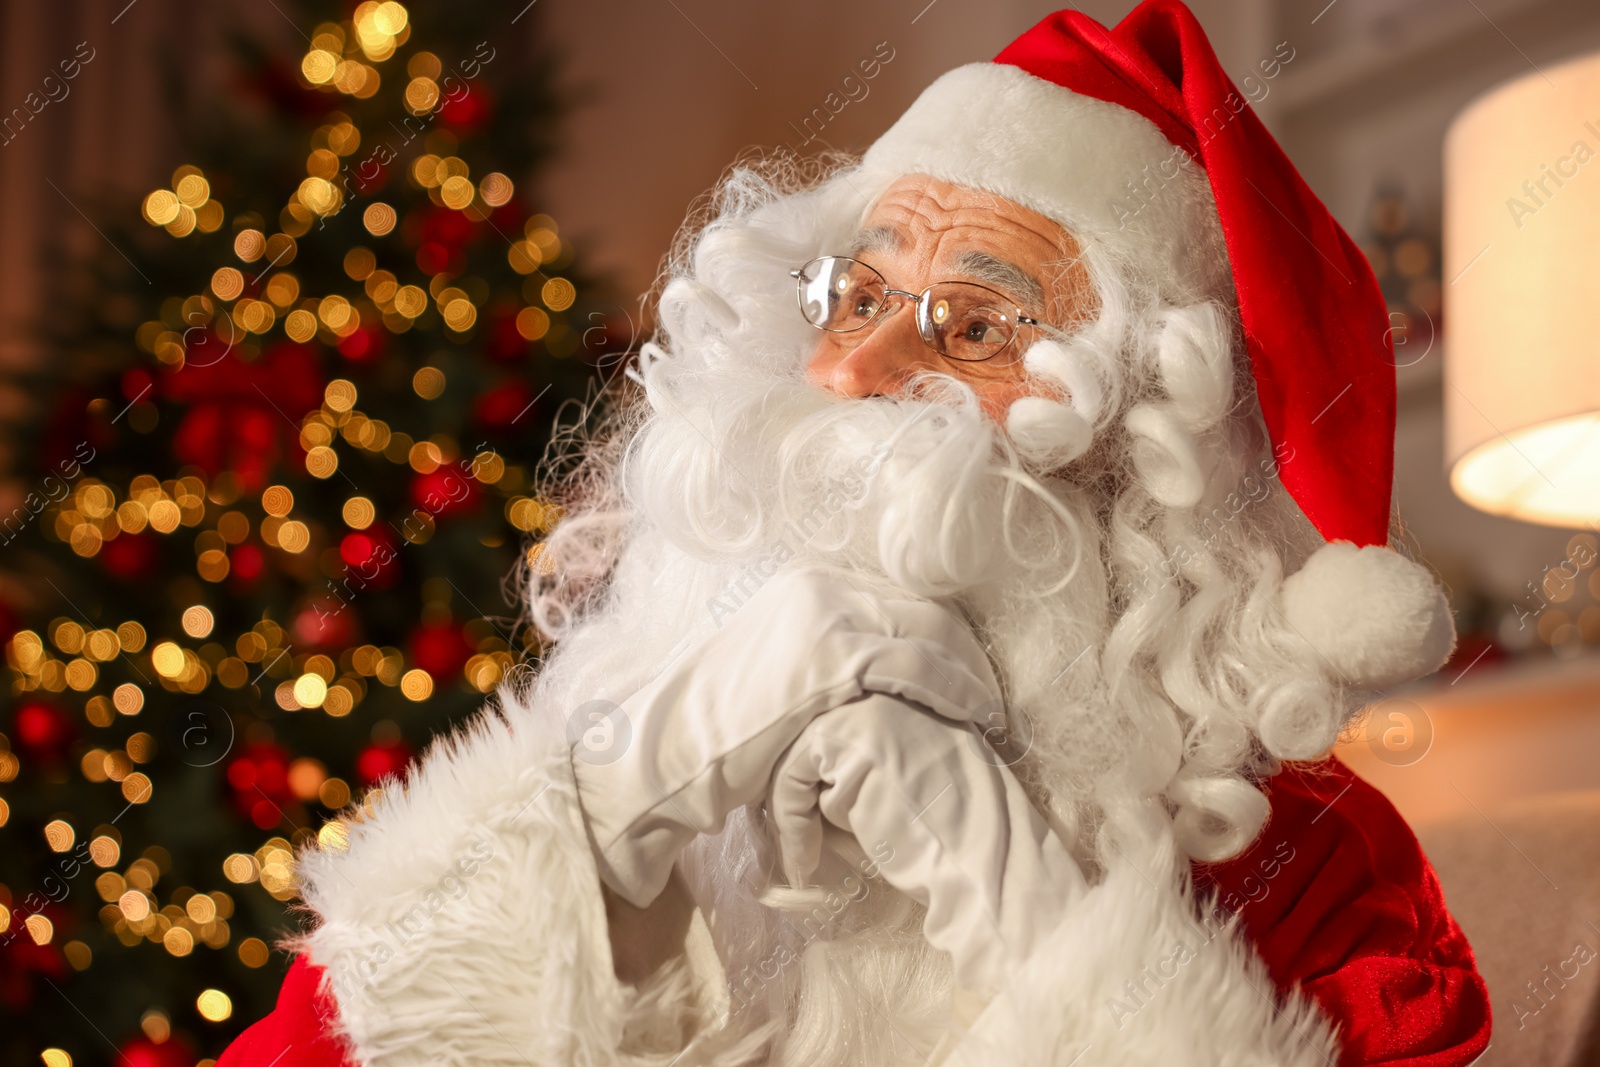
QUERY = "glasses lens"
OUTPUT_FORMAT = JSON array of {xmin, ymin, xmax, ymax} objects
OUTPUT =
[
  {"xmin": 919, "ymin": 283, "xmax": 1016, "ymax": 361},
  {"xmin": 796, "ymin": 257, "xmax": 887, "ymax": 332}
]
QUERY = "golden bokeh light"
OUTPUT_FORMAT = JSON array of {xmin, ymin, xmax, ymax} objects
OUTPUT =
[
  {"xmin": 175, "ymin": 173, "xmax": 210, "ymax": 208},
  {"xmin": 143, "ymin": 190, "xmax": 180, "ymax": 226},
  {"xmin": 400, "ymin": 668, "xmax": 433, "ymax": 700},
  {"xmin": 542, "ymin": 277, "xmax": 576, "ymax": 312},
  {"xmin": 319, "ymin": 776, "xmax": 352, "ymax": 808},
  {"xmin": 285, "ymin": 308, "xmax": 319, "ymax": 342},
  {"xmin": 440, "ymin": 175, "xmax": 475, "ymax": 210},
  {"xmin": 25, "ymin": 914, "xmax": 54, "ymax": 945},
  {"xmin": 303, "ymin": 50, "xmax": 339, "ymax": 85},
  {"xmin": 119, "ymin": 889, "xmax": 151, "ymax": 922},
  {"xmin": 305, "ymin": 446, "xmax": 339, "ymax": 479},
  {"xmin": 122, "ymin": 773, "xmax": 153, "ymax": 804},
  {"xmin": 479, "ymin": 173, "xmax": 514, "ymax": 207},
  {"xmin": 163, "ymin": 926, "xmax": 194, "ymax": 957},
  {"xmin": 363, "ymin": 202, "xmax": 397, "ymax": 236},
  {"xmin": 342, "ymin": 496, "xmax": 375, "ymax": 529},
  {"xmin": 393, "ymin": 284, "xmax": 428, "ymax": 318},
  {"xmin": 44, "ymin": 820, "xmax": 75, "ymax": 852},
  {"xmin": 196, "ymin": 989, "xmax": 233, "ymax": 1022},
  {"xmin": 293, "ymin": 673, "xmax": 328, "ymax": 708},
  {"xmin": 151, "ymin": 642, "xmax": 185, "ymax": 678},
  {"xmin": 182, "ymin": 605, "xmax": 215, "ymax": 639},
  {"xmin": 278, "ymin": 520, "xmax": 311, "ymax": 553},
  {"xmin": 515, "ymin": 306, "xmax": 549, "ymax": 341},
  {"xmin": 211, "ymin": 267, "xmax": 244, "ymax": 301},
  {"xmin": 234, "ymin": 229, "xmax": 265, "ymax": 262},
  {"xmin": 262, "ymin": 485, "xmax": 294, "ymax": 517},
  {"xmin": 222, "ymin": 853, "xmax": 258, "ymax": 884},
  {"xmin": 113, "ymin": 682, "xmax": 144, "ymax": 715},
  {"xmin": 265, "ymin": 273, "xmax": 301, "ymax": 307},
  {"xmin": 239, "ymin": 937, "xmax": 270, "ymax": 968}
]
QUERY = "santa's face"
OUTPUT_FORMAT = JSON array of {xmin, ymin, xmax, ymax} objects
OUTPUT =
[{"xmin": 803, "ymin": 174, "xmax": 1097, "ymax": 420}]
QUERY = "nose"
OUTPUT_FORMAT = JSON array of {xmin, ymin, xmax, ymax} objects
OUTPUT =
[{"xmin": 803, "ymin": 299, "xmax": 934, "ymax": 400}]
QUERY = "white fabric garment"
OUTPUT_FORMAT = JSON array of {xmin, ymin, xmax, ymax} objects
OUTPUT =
[{"xmin": 569, "ymin": 562, "xmax": 1084, "ymax": 994}]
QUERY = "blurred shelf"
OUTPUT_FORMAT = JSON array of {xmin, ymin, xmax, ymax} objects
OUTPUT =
[{"xmin": 1336, "ymin": 651, "xmax": 1600, "ymax": 826}]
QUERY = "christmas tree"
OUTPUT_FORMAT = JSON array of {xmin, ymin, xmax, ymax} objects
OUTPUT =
[{"xmin": 0, "ymin": 3, "xmax": 626, "ymax": 1063}]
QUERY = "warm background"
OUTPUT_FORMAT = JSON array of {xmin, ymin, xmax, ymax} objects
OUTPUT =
[{"xmin": 1, "ymin": 1, "xmax": 1598, "ymax": 1064}]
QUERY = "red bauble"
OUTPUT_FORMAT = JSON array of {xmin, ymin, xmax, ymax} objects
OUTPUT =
[
  {"xmin": 355, "ymin": 739, "xmax": 413, "ymax": 787},
  {"xmin": 12, "ymin": 701, "xmax": 74, "ymax": 764},
  {"xmin": 420, "ymin": 206, "xmax": 474, "ymax": 249},
  {"xmin": 410, "ymin": 467, "xmax": 481, "ymax": 520},
  {"xmin": 161, "ymin": 342, "xmax": 326, "ymax": 495},
  {"xmin": 0, "ymin": 596, "xmax": 20, "ymax": 649},
  {"xmin": 100, "ymin": 530, "xmax": 160, "ymax": 581},
  {"xmin": 121, "ymin": 367, "xmax": 155, "ymax": 404},
  {"xmin": 0, "ymin": 903, "xmax": 70, "ymax": 1011},
  {"xmin": 338, "ymin": 527, "xmax": 401, "ymax": 590},
  {"xmin": 229, "ymin": 542, "xmax": 266, "ymax": 586},
  {"xmin": 473, "ymin": 380, "xmax": 537, "ymax": 432},
  {"xmin": 336, "ymin": 324, "xmax": 386, "ymax": 362},
  {"xmin": 115, "ymin": 1034, "xmax": 196, "ymax": 1067},
  {"xmin": 440, "ymin": 84, "xmax": 492, "ymax": 131},
  {"xmin": 292, "ymin": 596, "xmax": 360, "ymax": 651},
  {"xmin": 484, "ymin": 307, "xmax": 528, "ymax": 362},
  {"xmin": 226, "ymin": 742, "xmax": 294, "ymax": 826},
  {"xmin": 407, "ymin": 620, "xmax": 473, "ymax": 681}
]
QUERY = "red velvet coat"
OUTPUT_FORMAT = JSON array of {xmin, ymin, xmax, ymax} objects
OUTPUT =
[{"xmin": 217, "ymin": 756, "xmax": 1490, "ymax": 1066}]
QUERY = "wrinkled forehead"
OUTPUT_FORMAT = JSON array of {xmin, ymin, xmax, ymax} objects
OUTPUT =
[{"xmin": 846, "ymin": 174, "xmax": 1085, "ymax": 316}]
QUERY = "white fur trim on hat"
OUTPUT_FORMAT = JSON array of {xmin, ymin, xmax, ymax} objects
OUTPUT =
[
  {"xmin": 1280, "ymin": 542, "xmax": 1457, "ymax": 691},
  {"xmin": 860, "ymin": 62, "xmax": 1232, "ymax": 305}
]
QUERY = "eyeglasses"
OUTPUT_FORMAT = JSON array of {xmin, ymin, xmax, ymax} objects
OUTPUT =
[{"xmin": 791, "ymin": 255, "xmax": 1046, "ymax": 363}]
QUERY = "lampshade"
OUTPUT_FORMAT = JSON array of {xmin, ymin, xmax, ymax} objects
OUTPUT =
[{"xmin": 1443, "ymin": 51, "xmax": 1600, "ymax": 527}]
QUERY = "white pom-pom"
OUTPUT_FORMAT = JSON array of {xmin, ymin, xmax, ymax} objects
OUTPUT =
[
  {"xmin": 1006, "ymin": 396, "xmax": 1093, "ymax": 468},
  {"xmin": 1281, "ymin": 542, "xmax": 1456, "ymax": 691}
]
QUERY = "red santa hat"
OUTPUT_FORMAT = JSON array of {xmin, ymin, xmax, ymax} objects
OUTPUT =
[
  {"xmin": 860, "ymin": 0, "xmax": 1456, "ymax": 689},
  {"xmin": 862, "ymin": 0, "xmax": 1392, "ymax": 550}
]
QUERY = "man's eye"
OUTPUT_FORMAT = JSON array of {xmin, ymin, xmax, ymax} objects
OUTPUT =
[{"xmin": 852, "ymin": 295, "xmax": 880, "ymax": 318}]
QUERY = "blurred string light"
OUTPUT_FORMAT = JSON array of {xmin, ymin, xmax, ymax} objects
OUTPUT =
[{"xmin": 4, "ymin": 6, "xmax": 594, "ymax": 1041}]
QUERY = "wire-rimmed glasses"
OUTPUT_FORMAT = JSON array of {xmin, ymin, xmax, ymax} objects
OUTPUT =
[{"xmin": 791, "ymin": 255, "xmax": 1045, "ymax": 363}]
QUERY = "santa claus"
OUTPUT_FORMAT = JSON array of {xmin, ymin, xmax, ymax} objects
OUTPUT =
[{"xmin": 219, "ymin": 2, "xmax": 1491, "ymax": 1065}]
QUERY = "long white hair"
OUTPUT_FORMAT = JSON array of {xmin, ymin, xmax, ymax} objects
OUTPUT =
[{"xmin": 512, "ymin": 150, "xmax": 1363, "ymax": 1064}]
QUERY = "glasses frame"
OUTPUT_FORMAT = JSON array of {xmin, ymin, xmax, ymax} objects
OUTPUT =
[{"xmin": 790, "ymin": 255, "xmax": 1047, "ymax": 364}]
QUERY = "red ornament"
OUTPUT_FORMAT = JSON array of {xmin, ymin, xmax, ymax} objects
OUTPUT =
[
  {"xmin": 12, "ymin": 701, "xmax": 74, "ymax": 764},
  {"xmin": 161, "ymin": 342, "xmax": 326, "ymax": 494},
  {"xmin": 473, "ymin": 380, "xmax": 538, "ymax": 432},
  {"xmin": 0, "ymin": 902, "xmax": 70, "ymax": 1012},
  {"xmin": 229, "ymin": 542, "xmax": 266, "ymax": 587},
  {"xmin": 121, "ymin": 367, "xmax": 155, "ymax": 404},
  {"xmin": 484, "ymin": 307, "xmax": 528, "ymax": 362},
  {"xmin": 355, "ymin": 739, "xmax": 413, "ymax": 787},
  {"xmin": 439, "ymin": 84, "xmax": 492, "ymax": 131},
  {"xmin": 338, "ymin": 527, "xmax": 401, "ymax": 591},
  {"xmin": 336, "ymin": 324, "xmax": 385, "ymax": 362},
  {"xmin": 99, "ymin": 530, "xmax": 160, "ymax": 580},
  {"xmin": 410, "ymin": 467, "xmax": 481, "ymax": 520},
  {"xmin": 407, "ymin": 620, "xmax": 474, "ymax": 681},
  {"xmin": 415, "ymin": 242, "xmax": 453, "ymax": 275},
  {"xmin": 226, "ymin": 742, "xmax": 294, "ymax": 826},
  {"xmin": 292, "ymin": 596, "xmax": 360, "ymax": 651},
  {"xmin": 420, "ymin": 206, "xmax": 475, "ymax": 249},
  {"xmin": 115, "ymin": 1034, "xmax": 196, "ymax": 1067}
]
